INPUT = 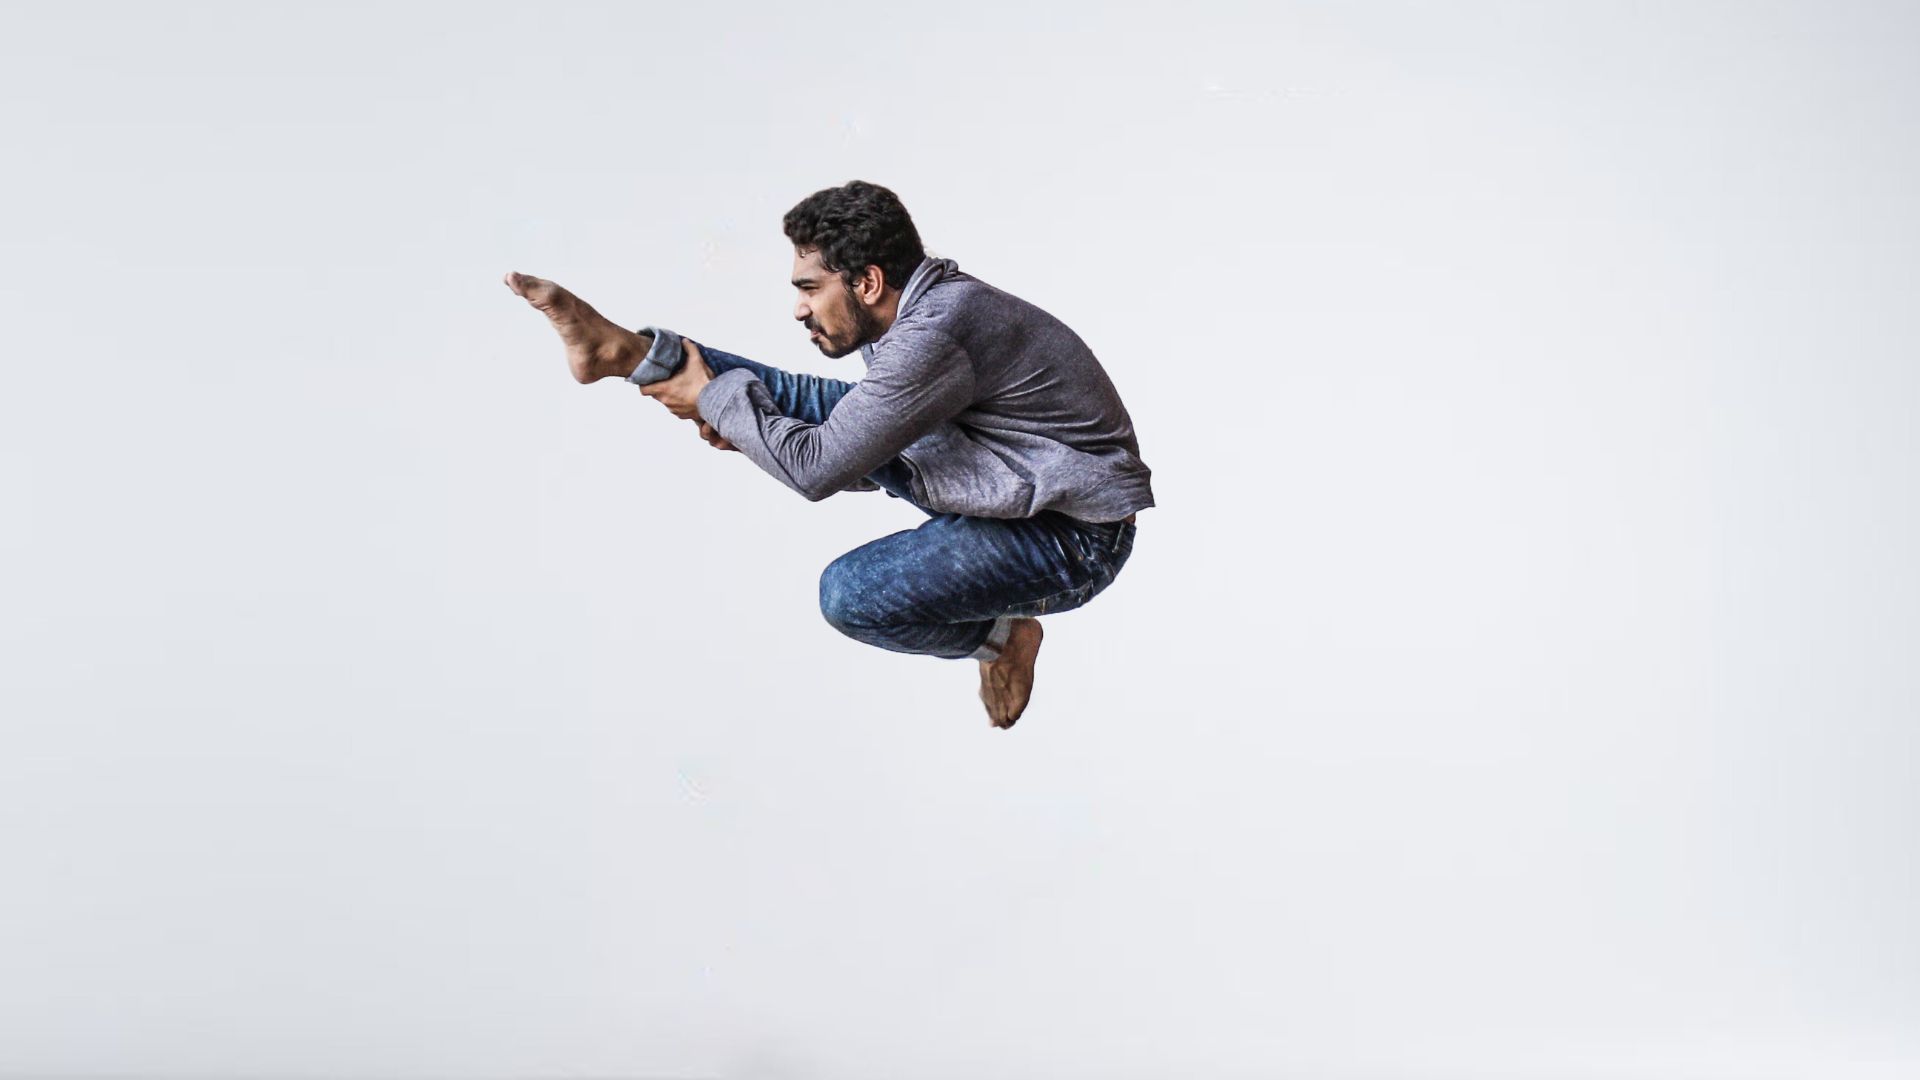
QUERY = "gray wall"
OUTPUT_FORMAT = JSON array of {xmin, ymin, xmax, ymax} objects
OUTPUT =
[{"xmin": 2, "ymin": 2, "xmax": 1915, "ymax": 1077}]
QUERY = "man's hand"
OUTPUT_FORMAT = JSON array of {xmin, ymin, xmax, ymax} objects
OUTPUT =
[{"xmin": 639, "ymin": 340, "xmax": 714, "ymax": 420}]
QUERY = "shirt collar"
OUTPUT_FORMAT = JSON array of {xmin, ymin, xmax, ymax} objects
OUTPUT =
[{"xmin": 863, "ymin": 255, "xmax": 958, "ymax": 363}]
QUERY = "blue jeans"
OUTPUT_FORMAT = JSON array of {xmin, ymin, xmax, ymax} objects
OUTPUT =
[{"xmin": 694, "ymin": 342, "xmax": 1139, "ymax": 660}]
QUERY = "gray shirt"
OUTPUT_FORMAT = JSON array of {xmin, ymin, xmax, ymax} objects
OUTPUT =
[{"xmin": 678, "ymin": 257, "xmax": 1155, "ymax": 523}]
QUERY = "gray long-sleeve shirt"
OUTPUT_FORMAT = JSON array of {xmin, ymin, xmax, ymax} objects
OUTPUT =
[{"xmin": 655, "ymin": 257, "xmax": 1154, "ymax": 523}]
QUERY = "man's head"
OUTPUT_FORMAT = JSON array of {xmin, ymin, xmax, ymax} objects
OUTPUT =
[{"xmin": 783, "ymin": 180, "xmax": 926, "ymax": 358}]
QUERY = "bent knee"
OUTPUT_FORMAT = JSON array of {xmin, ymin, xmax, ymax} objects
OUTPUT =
[
  {"xmin": 822, "ymin": 555, "xmax": 918, "ymax": 635},
  {"xmin": 817, "ymin": 559, "xmax": 868, "ymax": 633}
]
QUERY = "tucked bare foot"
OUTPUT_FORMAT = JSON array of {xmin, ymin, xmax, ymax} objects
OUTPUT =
[
  {"xmin": 503, "ymin": 271, "xmax": 645, "ymax": 384},
  {"xmin": 978, "ymin": 617, "xmax": 1044, "ymax": 729}
]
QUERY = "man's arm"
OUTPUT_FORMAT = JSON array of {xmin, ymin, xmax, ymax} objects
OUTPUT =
[
  {"xmin": 695, "ymin": 322, "xmax": 975, "ymax": 502},
  {"xmin": 633, "ymin": 326, "xmax": 859, "ymax": 422}
]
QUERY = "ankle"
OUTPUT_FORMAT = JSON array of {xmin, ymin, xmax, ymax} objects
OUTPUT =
[{"xmin": 602, "ymin": 331, "xmax": 648, "ymax": 380}]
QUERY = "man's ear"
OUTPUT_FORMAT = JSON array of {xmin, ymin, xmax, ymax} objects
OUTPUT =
[{"xmin": 856, "ymin": 264, "xmax": 887, "ymax": 305}]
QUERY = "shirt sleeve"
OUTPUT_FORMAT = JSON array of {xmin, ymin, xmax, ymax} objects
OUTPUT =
[{"xmin": 695, "ymin": 321, "xmax": 975, "ymax": 502}]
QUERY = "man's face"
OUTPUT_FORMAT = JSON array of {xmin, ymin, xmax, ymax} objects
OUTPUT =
[{"xmin": 792, "ymin": 246, "xmax": 883, "ymax": 359}]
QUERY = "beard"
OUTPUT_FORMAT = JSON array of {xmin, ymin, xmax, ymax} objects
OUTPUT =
[{"xmin": 813, "ymin": 298, "xmax": 885, "ymax": 358}]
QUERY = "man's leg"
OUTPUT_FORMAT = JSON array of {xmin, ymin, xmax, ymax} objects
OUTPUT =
[
  {"xmin": 817, "ymin": 509, "xmax": 1139, "ymax": 727},
  {"xmin": 498, "ymin": 274, "xmax": 924, "ymax": 504},
  {"xmin": 502, "ymin": 271, "xmax": 861, "ymax": 420}
]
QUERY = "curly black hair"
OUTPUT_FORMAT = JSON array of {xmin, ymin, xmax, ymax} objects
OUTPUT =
[{"xmin": 782, "ymin": 180, "xmax": 927, "ymax": 292}]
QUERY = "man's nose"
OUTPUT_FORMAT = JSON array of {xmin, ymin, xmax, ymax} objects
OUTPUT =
[{"xmin": 793, "ymin": 299, "xmax": 810, "ymax": 323}]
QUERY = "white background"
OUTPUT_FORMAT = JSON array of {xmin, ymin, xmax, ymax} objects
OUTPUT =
[{"xmin": 3, "ymin": 2, "xmax": 1916, "ymax": 1078}]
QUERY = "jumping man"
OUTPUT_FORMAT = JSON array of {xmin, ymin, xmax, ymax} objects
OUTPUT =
[{"xmin": 504, "ymin": 181, "xmax": 1154, "ymax": 728}]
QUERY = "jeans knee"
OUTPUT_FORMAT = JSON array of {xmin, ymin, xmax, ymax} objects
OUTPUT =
[{"xmin": 818, "ymin": 559, "xmax": 865, "ymax": 634}]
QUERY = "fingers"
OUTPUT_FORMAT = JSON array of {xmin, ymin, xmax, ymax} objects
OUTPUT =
[
  {"xmin": 639, "ymin": 386, "xmax": 696, "ymax": 419},
  {"xmin": 685, "ymin": 340, "xmax": 713, "ymax": 378}
]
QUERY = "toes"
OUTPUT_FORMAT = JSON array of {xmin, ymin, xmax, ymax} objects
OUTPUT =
[
  {"xmin": 979, "ymin": 681, "xmax": 1003, "ymax": 727},
  {"xmin": 504, "ymin": 271, "xmax": 559, "ymax": 307}
]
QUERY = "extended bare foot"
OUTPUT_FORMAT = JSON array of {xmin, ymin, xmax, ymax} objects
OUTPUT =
[
  {"xmin": 503, "ymin": 271, "xmax": 646, "ymax": 384},
  {"xmin": 978, "ymin": 617, "xmax": 1044, "ymax": 729}
]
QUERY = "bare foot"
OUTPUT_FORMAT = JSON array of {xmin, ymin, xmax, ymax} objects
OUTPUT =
[
  {"xmin": 503, "ymin": 271, "xmax": 645, "ymax": 384},
  {"xmin": 978, "ymin": 617, "xmax": 1044, "ymax": 729}
]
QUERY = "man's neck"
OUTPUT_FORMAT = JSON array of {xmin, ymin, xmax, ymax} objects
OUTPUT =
[{"xmin": 871, "ymin": 287, "xmax": 903, "ymax": 337}]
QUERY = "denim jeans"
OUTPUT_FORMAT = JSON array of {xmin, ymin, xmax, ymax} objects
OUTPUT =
[{"xmin": 693, "ymin": 341, "xmax": 1139, "ymax": 660}]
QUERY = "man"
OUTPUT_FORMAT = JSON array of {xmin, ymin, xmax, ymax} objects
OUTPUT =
[{"xmin": 504, "ymin": 181, "xmax": 1153, "ymax": 729}]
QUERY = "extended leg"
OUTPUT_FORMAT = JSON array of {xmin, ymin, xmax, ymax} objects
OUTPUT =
[
  {"xmin": 502, "ymin": 274, "xmax": 923, "ymax": 504},
  {"xmin": 503, "ymin": 272, "xmax": 861, "ymax": 416}
]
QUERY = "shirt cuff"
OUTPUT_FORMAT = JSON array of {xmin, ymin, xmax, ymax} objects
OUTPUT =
[
  {"xmin": 697, "ymin": 366, "xmax": 758, "ymax": 423},
  {"xmin": 626, "ymin": 326, "xmax": 686, "ymax": 386}
]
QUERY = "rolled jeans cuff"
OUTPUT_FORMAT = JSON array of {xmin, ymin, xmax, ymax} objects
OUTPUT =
[
  {"xmin": 968, "ymin": 614, "xmax": 1016, "ymax": 661},
  {"xmin": 627, "ymin": 326, "xmax": 687, "ymax": 386}
]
